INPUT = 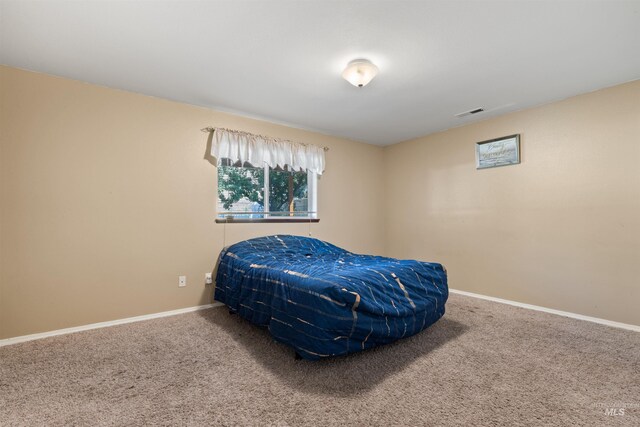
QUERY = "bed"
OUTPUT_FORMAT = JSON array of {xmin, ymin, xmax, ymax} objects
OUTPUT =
[{"xmin": 214, "ymin": 235, "xmax": 448, "ymax": 360}]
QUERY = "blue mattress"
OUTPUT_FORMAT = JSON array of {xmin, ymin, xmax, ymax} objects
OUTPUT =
[{"xmin": 214, "ymin": 235, "xmax": 448, "ymax": 360}]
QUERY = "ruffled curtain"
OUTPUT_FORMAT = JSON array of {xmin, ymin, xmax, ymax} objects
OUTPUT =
[{"xmin": 211, "ymin": 128, "xmax": 325, "ymax": 175}]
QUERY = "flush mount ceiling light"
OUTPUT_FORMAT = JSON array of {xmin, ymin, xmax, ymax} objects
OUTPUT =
[{"xmin": 342, "ymin": 59, "xmax": 378, "ymax": 87}]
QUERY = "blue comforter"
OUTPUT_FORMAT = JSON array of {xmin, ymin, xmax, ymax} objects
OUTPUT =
[{"xmin": 214, "ymin": 235, "xmax": 448, "ymax": 359}]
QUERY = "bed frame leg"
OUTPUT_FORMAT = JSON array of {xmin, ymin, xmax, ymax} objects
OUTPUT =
[{"xmin": 294, "ymin": 352, "xmax": 303, "ymax": 360}]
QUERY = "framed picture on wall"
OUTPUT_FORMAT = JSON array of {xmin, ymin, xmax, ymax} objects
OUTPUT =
[{"xmin": 475, "ymin": 134, "xmax": 520, "ymax": 169}]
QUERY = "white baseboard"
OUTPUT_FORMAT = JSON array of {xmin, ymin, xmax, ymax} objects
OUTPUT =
[
  {"xmin": 0, "ymin": 302, "xmax": 224, "ymax": 348},
  {"xmin": 449, "ymin": 288, "xmax": 640, "ymax": 332},
  {"xmin": 2, "ymin": 289, "xmax": 637, "ymax": 347}
]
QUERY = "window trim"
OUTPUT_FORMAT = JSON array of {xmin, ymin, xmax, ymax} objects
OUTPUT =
[{"xmin": 214, "ymin": 217, "xmax": 320, "ymax": 224}]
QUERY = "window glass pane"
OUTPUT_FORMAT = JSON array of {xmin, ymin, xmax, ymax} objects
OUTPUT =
[
  {"xmin": 268, "ymin": 166, "xmax": 308, "ymax": 217},
  {"xmin": 216, "ymin": 161, "xmax": 316, "ymax": 220},
  {"xmin": 217, "ymin": 160, "xmax": 264, "ymax": 218}
]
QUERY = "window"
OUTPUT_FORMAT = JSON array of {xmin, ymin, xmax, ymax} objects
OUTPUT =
[
  {"xmin": 217, "ymin": 159, "xmax": 318, "ymax": 221},
  {"xmin": 210, "ymin": 127, "xmax": 324, "ymax": 222}
]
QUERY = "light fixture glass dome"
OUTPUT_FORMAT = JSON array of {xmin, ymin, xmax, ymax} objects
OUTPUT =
[{"xmin": 342, "ymin": 59, "xmax": 378, "ymax": 87}]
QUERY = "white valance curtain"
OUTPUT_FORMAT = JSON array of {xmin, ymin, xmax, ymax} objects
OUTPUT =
[{"xmin": 211, "ymin": 128, "xmax": 326, "ymax": 175}]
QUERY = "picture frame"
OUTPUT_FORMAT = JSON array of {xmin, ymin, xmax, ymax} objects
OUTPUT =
[{"xmin": 475, "ymin": 134, "xmax": 520, "ymax": 169}]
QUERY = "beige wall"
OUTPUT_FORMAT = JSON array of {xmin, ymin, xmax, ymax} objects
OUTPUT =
[
  {"xmin": 1, "ymin": 67, "xmax": 638, "ymax": 340},
  {"xmin": 0, "ymin": 66, "xmax": 385, "ymax": 339},
  {"xmin": 384, "ymin": 80, "xmax": 640, "ymax": 325}
]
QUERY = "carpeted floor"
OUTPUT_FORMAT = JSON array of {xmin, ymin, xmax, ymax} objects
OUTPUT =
[{"xmin": 1, "ymin": 293, "xmax": 638, "ymax": 426}]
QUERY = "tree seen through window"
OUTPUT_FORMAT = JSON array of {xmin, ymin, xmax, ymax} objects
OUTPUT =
[{"xmin": 217, "ymin": 159, "xmax": 311, "ymax": 218}]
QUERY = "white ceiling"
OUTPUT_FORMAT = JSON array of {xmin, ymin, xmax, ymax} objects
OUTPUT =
[{"xmin": 1, "ymin": 0, "xmax": 639, "ymax": 145}]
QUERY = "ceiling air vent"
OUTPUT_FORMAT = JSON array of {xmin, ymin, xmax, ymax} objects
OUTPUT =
[{"xmin": 455, "ymin": 108, "xmax": 484, "ymax": 118}]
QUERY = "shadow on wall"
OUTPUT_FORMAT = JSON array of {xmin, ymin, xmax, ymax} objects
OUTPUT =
[
  {"xmin": 197, "ymin": 307, "xmax": 467, "ymax": 397},
  {"xmin": 197, "ymin": 281, "xmax": 216, "ymax": 307},
  {"xmin": 203, "ymin": 129, "xmax": 217, "ymax": 166}
]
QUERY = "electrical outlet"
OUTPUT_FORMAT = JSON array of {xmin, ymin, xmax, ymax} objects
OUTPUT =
[
  {"xmin": 179, "ymin": 276, "xmax": 187, "ymax": 287},
  {"xmin": 205, "ymin": 273, "xmax": 213, "ymax": 285}
]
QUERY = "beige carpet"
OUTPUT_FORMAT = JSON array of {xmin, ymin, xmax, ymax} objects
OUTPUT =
[{"xmin": 1, "ymin": 293, "xmax": 638, "ymax": 426}]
